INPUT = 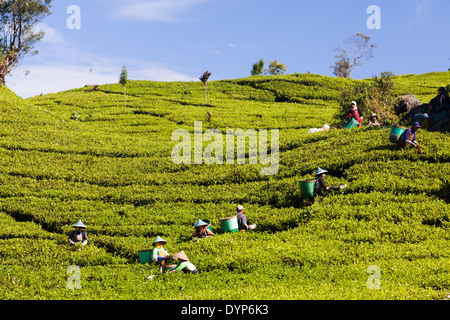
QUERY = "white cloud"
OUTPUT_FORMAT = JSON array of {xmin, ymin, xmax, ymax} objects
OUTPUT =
[
  {"xmin": 408, "ymin": 0, "xmax": 431, "ymax": 27},
  {"xmin": 35, "ymin": 23, "xmax": 67, "ymax": 45},
  {"xmin": 6, "ymin": 24, "xmax": 198, "ymax": 98},
  {"xmin": 114, "ymin": 0, "xmax": 213, "ymax": 22},
  {"xmin": 8, "ymin": 56, "xmax": 198, "ymax": 98},
  {"xmin": 228, "ymin": 43, "xmax": 258, "ymax": 49},
  {"xmin": 8, "ymin": 60, "xmax": 198, "ymax": 98},
  {"xmin": 8, "ymin": 64, "xmax": 117, "ymax": 98}
]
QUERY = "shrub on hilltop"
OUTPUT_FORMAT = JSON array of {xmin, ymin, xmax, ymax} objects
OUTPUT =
[{"xmin": 333, "ymin": 71, "xmax": 398, "ymax": 126}]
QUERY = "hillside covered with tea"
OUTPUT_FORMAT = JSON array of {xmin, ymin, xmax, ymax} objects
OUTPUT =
[{"xmin": 0, "ymin": 72, "xmax": 449, "ymax": 299}]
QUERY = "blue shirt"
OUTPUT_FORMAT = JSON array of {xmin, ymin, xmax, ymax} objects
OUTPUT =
[
  {"xmin": 404, "ymin": 128, "xmax": 416, "ymax": 142},
  {"xmin": 237, "ymin": 212, "xmax": 247, "ymax": 229}
]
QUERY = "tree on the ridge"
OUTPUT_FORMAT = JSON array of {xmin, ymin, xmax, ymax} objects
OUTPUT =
[
  {"xmin": 251, "ymin": 59, "xmax": 264, "ymax": 76},
  {"xmin": 0, "ymin": 0, "xmax": 53, "ymax": 86},
  {"xmin": 332, "ymin": 33, "xmax": 376, "ymax": 79},
  {"xmin": 265, "ymin": 60, "xmax": 287, "ymax": 76},
  {"xmin": 119, "ymin": 65, "xmax": 128, "ymax": 110},
  {"xmin": 199, "ymin": 70, "xmax": 211, "ymax": 104}
]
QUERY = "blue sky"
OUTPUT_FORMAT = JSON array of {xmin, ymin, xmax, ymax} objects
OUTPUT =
[{"xmin": 6, "ymin": 0, "xmax": 450, "ymax": 98}]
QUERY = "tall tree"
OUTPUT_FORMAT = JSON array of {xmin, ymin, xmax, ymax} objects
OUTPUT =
[
  {"xmin": 0, "ymin": 0, "xmax": 52, "ymax": 86},
  {"xmin": 332, "ymin": 33, "xmax": 376, "ymax": 79},
  {"xmin": 119, "ymin": 65, "xmax": 128, "ymax": 110},
  {"xmin": 251, "ymin": 59, "xmax": 264, "ymax": 76},
  {"xmin": 199, "ymin": 70, "xmax": 211, "ymax": 104}
]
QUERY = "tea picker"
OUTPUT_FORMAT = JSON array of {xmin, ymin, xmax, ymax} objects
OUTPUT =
[
  {"xmin": 191, "ymin": 219, "xmax": 215, "ymax": 240},
  {"xmin": 368, "ymin": 114, "xmax": 380, "ymax": 127},
  {"xmin": 148, "ymin": 236, "xmax": 177, "ymax": 273},
  {"xmin": 68, "ymin": 220, "xmax": 88, "ymax": 249},
  {"xmin": 236, "ymin": 205, "xmax": 257, "ymax": 231},
  {"xmin": 314, "ymin": 168, "xmax": 346, "ymax": 197},
  {"xmin": 348, "ymin": 101, "xmax": 364, "ymax": 127},
  {"xmin": 396, "ymin": 122, "xmax": 421, "ymax": 150},
  {"xmin": 164, "ymin": 251, "xmax": 200, "ymax": 274},
  {"xmin": 150, "ymin": 236, "xmax": 170, "ymax": 262}
]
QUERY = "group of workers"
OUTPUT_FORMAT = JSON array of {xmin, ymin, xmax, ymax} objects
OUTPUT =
[
  {"xmin": 149, "ymin": 236, "xmax": 200, "ymax": 274},
  {"xmin": 145, "ymin": 205, "xmax": 257, "ymax": 274},
  {"xmin": 190, "ymin": 206, "xmax": 256, "ymax": 239},
  {"xmin": 67, "ymin": 205, "xmax": 256, "ymax": 275},
  {"xmin": 414, "ymin": 87, "xmax": 450, "ymax": 125},
  {"xmin": 348, "ymin": 101, "xmax": 380, "ymax": 127},
  {"xmin": 347, "ymin": 101, "xmax": 422, "ymax": 151},
  {"xmin": 67, "ymin": 220, "xmax": 202, "ymax": 274},
  {"xmin": 67, "ymin": 219, "xmax": 204, "ymax": 274},
  {"xmin": 314, "ymin": 89, "xmax": 444, "ymax": 197},
  {"xmin": 348, "ymin": 86, "xmax": 449, "ymax": 128},
  {"xmin": 347, "ymin": 86, "xmax": 450, "ymax": 150},
  {"xmin": 307, "ymin": 89, "xmax": 450, "ymax": 198},
  {"xmin": 66, "ymin": 87, "xmax": 447, "ymax": 275},
  {"xmin": 148, "ymin": 205, "xmax": 256, "ymax": 273},
  {"xmin": 428, "ymin": 86, "xmax": 450, "ymax": 114}
]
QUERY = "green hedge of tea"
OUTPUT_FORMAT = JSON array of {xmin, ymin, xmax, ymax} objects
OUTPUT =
[{"xmin": 0, "ymin": 72, "xmax": 449, "ymax": 299}]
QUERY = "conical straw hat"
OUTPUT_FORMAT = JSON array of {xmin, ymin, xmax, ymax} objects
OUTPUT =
[
  {"xmin": 173, "ymin": 251, "xmax": 189, "ymax": 261},
  {"xmin": 194, "ymin": 219, "xmax": 208, "ymax": 228},
  {"xmin": 314, "ymin": 167, "xmax": 328, "ymax": 177},
  {"xmin": 73, "ymin": 220, "xmax": 87, "ymax": 229},
  {"xmin": 152, "ymin": 236, "xmax": 167, "ymax": 246}
]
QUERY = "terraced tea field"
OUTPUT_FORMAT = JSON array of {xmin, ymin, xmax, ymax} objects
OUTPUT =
[{"xmin": 0, "ymin": 72, "xmax": 449, "ymax": 300}]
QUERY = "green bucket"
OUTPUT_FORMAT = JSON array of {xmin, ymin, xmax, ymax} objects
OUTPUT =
[
  {"xmin": 138, "ymin": 250, "xmax": 152, "ymax": 264},
  {"xmin": 300, "ymin": 180, "xmax": 316, "ymax": 199},
  {"xmin": 343, "ymin": 118, "xmax": 359, "ymax": 129},
  {"xmin": 220, "ymin": 216, "xmax": 239, "ymax": 233},
  {"xmin": 203, "ymin": 219, "xmax": 213, "ymax": 232},
  {"xmin": 389, "ymin": 124, "xmax": 406, "ymax": 143}
]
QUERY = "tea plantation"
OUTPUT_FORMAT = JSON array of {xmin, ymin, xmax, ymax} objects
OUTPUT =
[{"xmin": 0, "ymin": 72, "xmax": 449, "ymax": 300}]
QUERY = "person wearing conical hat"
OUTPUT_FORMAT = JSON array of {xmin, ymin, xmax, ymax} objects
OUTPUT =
[
  {"xmin": 165, "ymin": 251, "xmax": 200, "ymax": 274},
  {"xmin": 314, "ymin": 168, "xmax": 338, "ymax": 197},
  {"xmin": 191, "ymin": 219, "xmax": 214, "ymax": 239},
  {"xmin": 68, "ymin": 220, "xmax": 88, "ymax": 247},
  {"xmin": 150, "ymin": 236, "xmax": 170, "ymax": 264}
]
